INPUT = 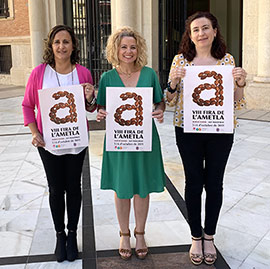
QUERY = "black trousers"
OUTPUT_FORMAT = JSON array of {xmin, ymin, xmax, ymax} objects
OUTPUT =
[
  {"xmin": 38, "ymin": 147, "xmax": 86, "ymax": 232},
  {"xmin": 175, "ymin": 127, "xmax": 233, "ymax": 237}
]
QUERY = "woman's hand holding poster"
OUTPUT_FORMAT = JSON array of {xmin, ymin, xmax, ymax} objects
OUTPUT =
[
  {"xmin": 106, "ymin": 87, "xmax": 153, "ymax": 151},
  {"xmin": 183, "ymin": 65, "xmax": 234, "ymax": 133}
]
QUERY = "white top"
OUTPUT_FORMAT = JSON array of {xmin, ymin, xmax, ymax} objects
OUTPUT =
[
  {"xmin": 43, "ymin": 64, "xmax": 80, "ymax": 89},
  {"xmin": 42, "ymin": 64, "xmax": 87, "ymax": 156}
]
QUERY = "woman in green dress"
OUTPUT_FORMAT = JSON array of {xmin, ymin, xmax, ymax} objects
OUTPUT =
[{"xmin": 96, "ymin": 26, "xmax": 166, "ymax": 260}]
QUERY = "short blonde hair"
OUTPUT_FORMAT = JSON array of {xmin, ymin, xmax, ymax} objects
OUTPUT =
[{"xmin": 106, "ymin": 26, "xmax": 147, "ymax": 68}]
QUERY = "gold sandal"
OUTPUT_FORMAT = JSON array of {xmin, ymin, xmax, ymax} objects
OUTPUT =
[
  {"xmin": 134, "ymin": 228, "xmax": 148, "ymax": 260},
  {"xmin": 119, "ymin": 230, "xmax": 132, "ymax": 260},
  {"xmin": 189, "ymin": 237, "xmax": 204, "ymax": 266},
  {"xmin": 203, "ymin": 237, "xmax": 217, "ymax": 265}
]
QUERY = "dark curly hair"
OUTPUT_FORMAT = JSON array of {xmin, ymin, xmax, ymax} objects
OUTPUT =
[
  {"xmin": 43, "ymin": 25, "xmax": 80, "ymax": 67},
  {"xmin": 179, "ymin": 11, "xmax": 226, "ymax": 61}
]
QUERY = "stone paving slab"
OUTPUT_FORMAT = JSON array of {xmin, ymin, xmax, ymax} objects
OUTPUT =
[
  {"xmin": 257, "ymin": 113, "xmax": 270, "ymax": 121},
  {"xmin": 0, "ymin": 85, "xmax": 25, "ymax": 99},
  {"xmin": 236, "ymin": 109, "xmax": 270, "ymax": 121}
]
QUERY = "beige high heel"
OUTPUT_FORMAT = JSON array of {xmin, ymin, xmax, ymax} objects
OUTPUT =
[
  {"xmin": 119, "ymin": 230, "xmax": 132, "ymax": 260},
  {"xmin": 134, "ymin": 228, "xmax": 148, "ymax": 260},
  {"xmin": 189, "ymin": 237, "xmax": 204, "ymax": 266},
  {"xmin": 203, "ymin": 237, "xmax": 217, "ymax": 265}
]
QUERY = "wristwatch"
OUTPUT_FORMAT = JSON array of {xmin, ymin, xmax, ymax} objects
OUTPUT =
[
  {"xmin": 167, "ymin": 82, "xmax": 177, "ymax": 94},
  {"xmin": 86, "ymin": 97, "xmax": 96, "ymax": 106}
]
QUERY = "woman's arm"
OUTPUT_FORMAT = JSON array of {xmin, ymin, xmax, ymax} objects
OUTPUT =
[
  {"xmin": 96, "ymin": 106, "xmax": 107, "ymax": 122},
  {"xmin": 82, "ymin": 83, "xmax": 97, "ymax": 112},
  {"xmin": 232, "ymin": 67, "xmax": 247, "ymax": 101},
  {"xmin": 152, "ymin": 100, "xmax": 165, "ymax": 123},
  {"xmin": 166, "ymin": 56, "xmax": 186, "ymax": 102},
  {"xmin": 28, "ymin": 122, "xmax": 45, "ymax": 147},
  {"xmin": 234, "ymin": 86, "xmax": 244, "ymax": 101}
]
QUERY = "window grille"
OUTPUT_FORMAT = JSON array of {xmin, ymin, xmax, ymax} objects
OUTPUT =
[
  {"xmin": 158, "ymin": 0, "xmax": 186, "ymax": 89},
  {"xmin": 0, "ymin": 0, "xmax": 9, "ymax": 18},
  {"xmin": 0, "ymin": 45, "xmax": 12, "ymax": 74},
  {"xmin": 63, "ymin": 0, "xmax": 112, "ymax": 86}
]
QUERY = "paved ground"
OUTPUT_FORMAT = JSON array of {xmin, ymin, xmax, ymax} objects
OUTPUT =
[{"xmin": 0, "ymin": 84, "xmax": 269, "ymax": 268}]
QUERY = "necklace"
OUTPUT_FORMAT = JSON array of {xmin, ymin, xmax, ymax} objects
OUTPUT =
[
  {"xmin": 118, "ymin": 66, "xmax": 136, "ymax": 78},
  {"xmin": 55, "ymin": 65, "xmax": 74, "ymax": 86}
]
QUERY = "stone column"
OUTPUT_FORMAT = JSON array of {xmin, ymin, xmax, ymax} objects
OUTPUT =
[
  {"xmin": 254, "ymin": 0, "xmax": 270, "ymax": 82},
  {"xmin": 28, "ymin": 0, "xmax": 47, "ymax": 67},
  {"xmin": 111, "ymin": 0, "xmax": 138, "ymax": 32},
  {"xmin": 243, "ymin": 0, "xmax": 270, "ymax": 109},
  {"xmin": 28, "ymin": 0, "xmax": 63, "ymax": 68},
  {"xmin": 110, "ymin": 0, "xmax": 158, "ymax": 70}
]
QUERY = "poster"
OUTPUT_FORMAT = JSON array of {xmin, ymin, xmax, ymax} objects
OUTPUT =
[
  {"xmin": 106, "ymin": 87, "xmax": 153, "ymax": 151},
  {"xmin": 183, "ymin": 65, "xmax": 234, "ymax": 133},
  {"xmin": 38, "ymin": 85, "xmax": 88, "ymax": 152}
]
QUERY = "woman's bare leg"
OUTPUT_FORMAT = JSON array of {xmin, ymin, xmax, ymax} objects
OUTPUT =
[
  {"xmin": 114, "ymin": 192, "xmax": 131, "ymax": 258},
  {"xmin": 133, "ymin": 194, "xmax": 149, "ymax": 256}
]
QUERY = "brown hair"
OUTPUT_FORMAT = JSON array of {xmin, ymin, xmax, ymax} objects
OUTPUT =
[
  {"xmin": 179, "ymin": 11, "xmax": 226, "ymax": 61},
  {"xmin": 43, "ymin": 25, "xmax": 80, "ymax": 67},
  {"xmin": 106, "ymin": 26, "xmax": 147, "ymax": 68}
]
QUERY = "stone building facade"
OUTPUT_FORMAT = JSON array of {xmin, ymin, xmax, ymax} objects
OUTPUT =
[
  {"xmin": 0, "ymin": 0, "xmax": 62, "ymax": 86},
  {"xmin": 0, "ymin": 0, "xmax": 31, "ymax": 85}
]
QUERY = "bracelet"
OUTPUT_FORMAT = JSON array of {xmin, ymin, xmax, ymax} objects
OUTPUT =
[
  {"xmin": 86, "ymin": 97, "xmax": 96, "ymax": 106},
  {"xmin": 235, "ymin": 80, "xmax": 246, "ymax": 88},
  {"xmin": 167, "ymin": 82, "xmax": 177, "ymax": 94}
]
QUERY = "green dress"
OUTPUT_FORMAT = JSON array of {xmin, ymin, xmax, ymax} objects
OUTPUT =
[{"xmin": 97, "ymin": 66, "xmax": 165, "ymax": 199}]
